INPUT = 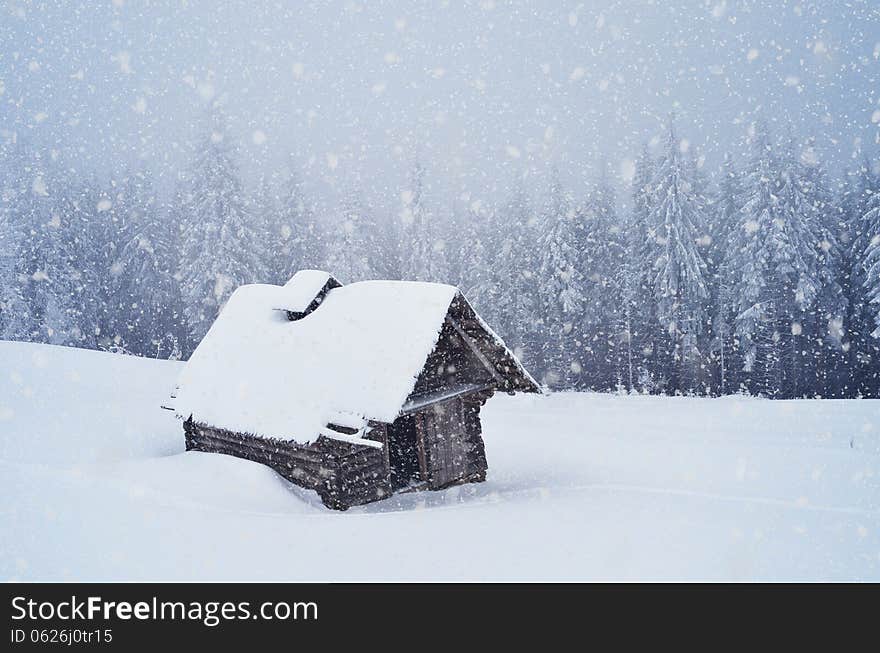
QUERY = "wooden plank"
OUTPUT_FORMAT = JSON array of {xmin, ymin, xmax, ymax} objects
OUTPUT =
[
  {"xmin": 426, "ymin": 404, "xmax": 448, "ymax": 488},
  {"xmin": 414, "ymin": 413, "xmax": 429, "ymax": 482},
  {"xmin": 375, "ymin": 423, "xmax": 391, "ymax": 473},
  {"xmin": 454, "ymin": 399, "xmax": 467, "ymax": 479},
  {"xmin": 191, "ymin": 427, "xmax": 326, "ymax": 465}
]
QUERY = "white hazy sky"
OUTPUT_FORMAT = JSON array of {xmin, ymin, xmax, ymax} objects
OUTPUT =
[{"xmin": 2, "ymin": 0, "xmax": 878, "ymax": 213}]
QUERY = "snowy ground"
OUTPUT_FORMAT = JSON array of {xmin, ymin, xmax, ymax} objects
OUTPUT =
[{"xmin": 1, "ymin": 341, "xmax": 878, "ymax": 581}]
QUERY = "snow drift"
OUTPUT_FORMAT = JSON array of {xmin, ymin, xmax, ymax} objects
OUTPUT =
[{"xmin": 1, "ymin": 341, "xmax": 878, "ymax": 581}]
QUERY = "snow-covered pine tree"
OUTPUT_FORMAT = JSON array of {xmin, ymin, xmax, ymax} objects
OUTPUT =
[
  {"xmin": 115, "ymin": 169, "xmax": 183, "ymax": 358},
  {"xmin": 90, "ymin": 175, "xmax": 142, "ymax": 350},
  {"xmin": 713, "ymin": 155, "xmax": 745, "ymax": 265},
  {"xmin": 439, "ymin": 200, "xmax": 465, "ymax": 289},
  {"xmin": 727, "ymin": 124, "xmax": 838, "ymax": 397},
  {"xmin": 489, "ymin": 182, "xmax": 541, "ymax": 371},
  {"xmin": 260, "ymin": 168, "xmax": 320, "ymax": 283},
  {"xmin": 573, "ymin": 166, "xmax": 626, "ymax": 390},
  {"xmin": 686, "ymin": 148, "xmax": 716, "ymax": 384},
  {"xmin": 5, "ymin": 157, "xmax": 79, "ymax": 344},
  {"xmin": 537, "ymin": 166, "xmax": 585, "ymax": 388},
  {"xmin": 642, "ymin": 123, "xmax": 710, "ymax": 394},
  {"xmin": 843, "ymin": 158, "xmax": 880, "ymax": 395},
  {"xmin": 727, "ymin": 126, "xmax": 778, "ymax": 395},
  {"xmin": 797, "ymin": 141, "xmax": 845, "ymax": 397},
  {"xmin": 250, "ymin": 172, "xmax": 282, "ymax": 283},
  {"xmin": 710, "ymin": 154, "xmax": 744, "ymax": 394},
  {"xmin": 323, "ymin": 187, "xmax": 378, "ymax": 283},
  {"xmin": 52, "ymin": 178, "xmax": 105, "ymax": 349},
  {"xmin": 624, "ymin": 145, "xmax": 657, "ymax": 392},
  {"xmin": 178, "ymin": 115, "xmax": 263, "ymax": 348},
  {"xmin": 0, "ymin": 222, "xmax": 23, "ymax": 337},
  {"xmin": 0, "ymin": 136, "xmax": 31, "ymax": 340},
  {"xmin": 861, "ymin": 162, "xmax": 880, "ymax": 341},
  {"xmin": 400, "ymin": 159, "xmax": 443, "ymax": 282},
  {"xmin": 442, "ymin": 198, "xmax": 491, "ymax": 305},
  {"xmin": 373, "ymin": 210, "xmax": 404, "ymax": 281}
]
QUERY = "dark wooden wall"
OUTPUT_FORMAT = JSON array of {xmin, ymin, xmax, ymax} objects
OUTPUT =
[
  {"xmin": 182, "ymin": 389, "xmax": 492, "ymax": 510},
  {"xmin": 411, "ymin": 320, "xmax": 495, "ymax": 398},
  {"xmin": 184, "ymin": 419, "xmax": 391, "ymax": 510},
  {"xmin": 415, "ymin": 391, "xmax": 490, "ymax": 490},
  {"xmin": 322, "ymin": 426, "xmax": 392, "ymax": 510}
]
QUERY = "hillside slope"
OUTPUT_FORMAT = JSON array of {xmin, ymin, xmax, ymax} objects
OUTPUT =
[{"xmin": 1, "ymin": 341, "xmax": 877, "ymax": 580}]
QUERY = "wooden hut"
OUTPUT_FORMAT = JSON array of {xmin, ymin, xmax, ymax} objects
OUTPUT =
[{"xmin": 169, "ymin": 270, "xmax": 541, "ymax": 510}]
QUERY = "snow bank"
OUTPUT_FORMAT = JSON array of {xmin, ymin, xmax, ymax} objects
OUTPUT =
[
  {"xmin": 173, "ymin": 280, "xmax": 458, "ymax": 443},
  {"xmin": 0, "ymin": 340, "xmax": 181, "ymax": 465},
  {"xmin": 2, "ymin": 342, "xmax": 878, "ymax": 581}
]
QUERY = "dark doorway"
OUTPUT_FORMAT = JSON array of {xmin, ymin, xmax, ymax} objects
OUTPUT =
[{"xmin": 387, "ymin": 414, "xmax": 422, "ymax": 490}]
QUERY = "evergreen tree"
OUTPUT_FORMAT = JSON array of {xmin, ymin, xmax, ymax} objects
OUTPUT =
[
  {"xmin": 374, "ymin": 211, "xmax": 404, "ymax": 281},
  {"xmin": 710, "ymin": 154, "xmax": 744, "ymax": 394},
  {"xmin": 250, "ymin": 172, "xmax": 282, "ymax": 283},
  {"xmin": 116, "ymin": 169, "xmax": 183, "ymax": 358},
  {"xmin": 642, "ymin": 123, "xmax": 710, "ymax": 393},
  {"xmin": 178, "ymin": 116, "xmax": 262, "ymax": 347},
  {"xmin": 490, "ymin": 182, "xmax": 541, "ymax": 371},
  {"xmin": 89, "ymin": 176, "xmax": 140, "ymax": 350},
  {"xmin": 843, "ymin": 159, "xmax": 880, "ymax": 395},
  {"xmin": 445, "ymin": 199, "xmax": 488, "ymax": 299},
  {"xmin": 625, "ymin": 145, "xmax": 657, "ymax": 391},
  {"xmin": 7, "ymin": 159, "xmax": 78, "ymax": 344},
  {"xmin": 574, "ymin": 167, "xmax": 626, "ymax": 390},
  {"xmin": 54, "ymin": 178, "xmax": 104, "ymax": 348},
  {"xmin": 261, "ymin": 168, "xmax": 320, "ymax": 283},
  {"xmin": 400, "ymin": 159, "xmax": 444, "ymax": 282},
  {"xmin": 324, "ymin": 188, "xmax": 378, "ymax": 283},
  {"xmin": 861, "ymin": 165, "xmax": 880, "ymax": 340},
  {"xmin": 0, "ymin": 138, "xmax": 30, "ymax": 340},
  {"xmin": 726, "ymin": 124, "xmax": 838, "ymax": 397},
  {"xmin": 800, "ymin": 146, "xmax": 845, "ymax": 396},
  {"xmin": 537, "ymin": 166, "xmax": 585, "ymax": 388}
]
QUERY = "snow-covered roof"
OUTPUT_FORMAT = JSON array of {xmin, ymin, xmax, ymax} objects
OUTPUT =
[
  {"xmin": 271, "ymin": 269, "xmax": 339, "ymax": 314},
  {"xmin": 174, "ymin": 276, "xmax": 526, "ymax": 445}
]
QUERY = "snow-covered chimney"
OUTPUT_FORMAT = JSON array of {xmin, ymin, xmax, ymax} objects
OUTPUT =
[{"xmin": 272, "ymin": 270, "xmax": 342, "ymax": 321}]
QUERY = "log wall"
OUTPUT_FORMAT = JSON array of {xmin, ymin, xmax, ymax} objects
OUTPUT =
[
  {"xmin": 182, "ymin": 388, "xmax": 492, "ymax": 509},
  {"xmin": 184, "ymin": 419, "xmax": 391, "ymax": 510},
  {"xmin": 415, "ymin": 391, "xmax": 490, "ymax": 490}
]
